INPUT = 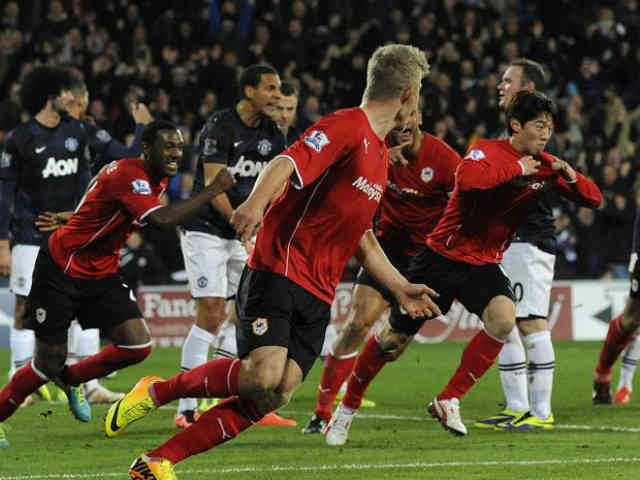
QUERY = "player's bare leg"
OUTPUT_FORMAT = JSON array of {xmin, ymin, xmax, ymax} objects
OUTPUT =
[
  {"xmin": 305, "ymin": 285, "xmax": 388, "ymax": 433},
  {"xmin": 594, "ymin": 296, "xmax": 640, "ymax": 403},
  {"xmin": 326, "ymin": 319, "xmax": 412, "ymax": 445},
  {"xmin": 128, "ymin": 346, "xmax": 303, "ymax": 470}
]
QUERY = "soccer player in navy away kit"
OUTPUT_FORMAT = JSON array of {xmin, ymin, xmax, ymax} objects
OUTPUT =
[
  {"xmin": 0, "ymin": 121, "xmax": 234, "ymax": 447},
  {"xmin": 0, "ymin": 66, "xmax": 155, "ymax": 408},
  {"xmin": 303, "ymin": 107, "xmax": 461, "ymax": 434},
  {"xmin": 325, "ymin": 91, "xmax": 602, "ymax": 443},
  {"xmin": 111, "ymin": 44, "xmax": 438, "ymax": 479},
  {"xmin": 175, "ymin": 64, "xmax": 292, "ymax": 428}
]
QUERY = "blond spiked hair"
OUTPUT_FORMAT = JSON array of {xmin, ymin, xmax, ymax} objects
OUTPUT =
[{"xmin": 363, "ymin": 44, "xmax": 430, "ymax": 102}]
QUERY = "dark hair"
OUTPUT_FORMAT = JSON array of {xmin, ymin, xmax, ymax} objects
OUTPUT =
[
  {"xmin": 142, "ymin": 120, "xmax": 179, "ymax": 147},
  {"xmin": 510, "ymin": 58, "xmax": 545, "ymax": 90},
  {"xmin": 237, "ymin": 64, "xmax": 278, "ymax": 99},
  {"xmin": 280, "ymin": 81, "xmax": 298, "ymax": 97},
  {"xmin": 506, "ymin": 90, "xmax": 555, "ymax": 135},
  {"xmin": 20, "ymin": 66, "xmax": 76, "ymax": 115}
]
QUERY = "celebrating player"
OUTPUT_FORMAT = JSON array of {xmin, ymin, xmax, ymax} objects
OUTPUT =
[
  {"xmin": 325, "ymin": 90, "xmax": 602, "ymax": 445},
  {"xmin": 0, "ymin": 121, "xmax": 234, "ymax": 447},
  {"xmin": 303, "ymin": 107, "xmax": 461, "ymax": 434},
  {"xmin": 475, "ymin": 58, "xmax": 560, "ymax": 430},
  {"xmin": 0, "ymin": 66, "xmax": 151, "ymax": 408},
  {"xmin": 108, "ymin": 44, "xmax": 436, "ymax": 480}
]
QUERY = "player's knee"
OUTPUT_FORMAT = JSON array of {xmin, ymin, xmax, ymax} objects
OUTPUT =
[
  {"xmin": 34, "ymin": 349, "xmax": 66, "ymax": 379},
  {"xmin": 483, "ymin": 297, "xmax": 516, "ymax": 339},
  {"xmin": 246, "ymin": 364, "xmax": 284, "ymax": 393},
  {"xmin": 196, "ymin": 297, "xmax": 227, "ymax": 333}
]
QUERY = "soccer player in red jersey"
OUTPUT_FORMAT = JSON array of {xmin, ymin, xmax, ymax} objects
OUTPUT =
[
  {"xmin": 325, "ymin": 90, "xmax": 602, "ymax": 444},
  {"xmin": 0, "ymin": 121, "xmax": 234, "ymax": 444},
  {"xmin": 115, "ymin": 44, "xmax": 439, "ymax": 479},
  {"xmin": 303, "ymin": 108, "xmax": 462, "ymax": 434}
]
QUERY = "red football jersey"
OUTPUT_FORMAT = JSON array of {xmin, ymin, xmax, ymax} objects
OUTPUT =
[
  {"xmin": 376, "ymin": 133, "xmax": 461, "ymax": 253},
  {"xmin": 249, "ymin": 107, "xmax": 389, "ymax": 304},
  {"xmin": 49, "ymin": 158, "xmax": 167, "ymax": 279},
  {"xmin": 427, "ymin": 139, "xmax": 602, "ymax": 265}
]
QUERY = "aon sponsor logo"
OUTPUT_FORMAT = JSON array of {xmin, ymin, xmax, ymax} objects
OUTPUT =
[
  {"xmin": 228, "ymin": 155, "xmax": 268, "ymax": 178},
  {"xmin": 42, "ymin": 157, "xmax": 79, "ymax": 178}
]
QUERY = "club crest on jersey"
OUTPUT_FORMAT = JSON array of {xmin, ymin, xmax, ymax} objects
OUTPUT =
[
  {"xmin": 257, "ymin": 139, "xmax": 272, "ymax": 156},
  {"xmin": 131, "ymin": 179, "xmax": 151, "ymax": 195},
  {"xmin": 252, "ymin": 318, "xmax": 268, "ymax": 336},
  {"xmin": 65, "ymin": 137, "xmax": 79, "ymax": 152},
  {"xmin": 304, "ymin": 130, "xmax": 330, "ymax": 152},
  {"xmin": 96, "ymin": 129, "xmax": 112, "ymax": 143},
  {"xmin": 197, "ymin": 276, "xmax": 208, "ymax": 288},
  {"xmin": 203, "ymin": 138, "xmax": 217, "ymax": 155},
  {"xmin": 465, "ymin": 149, "xmax": 485, "ymax": 161},
  {"xmin": 421, "ymin": 167, "xmax": 434, "ymax": 183},
  {"xmin": 36, "ymin": 308, "xmax": 46, "ymax": 324}
]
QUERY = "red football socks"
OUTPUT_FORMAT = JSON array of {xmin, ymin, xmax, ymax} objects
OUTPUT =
[
  {"xmin": 151, "ymin": 358, "xmax": 241, "ymax": 407},
  {"xmin": 595, "ymin": 315, "xmax": 635, "ymax": 381},
  {"xmin": 314, "ymin": 353, "xmax": 357, "ymax": 420},
  {"xmin": 148, "ymin": 396, "xmax": 262, "ymax": 464},
  {"xmin": 341, "ymin": 336, "xmax": 388, "ymax": 411},
  {"xmin": 62, "ymin": 344, "xmax": 151, "ymax": 385},
  {"xmin": 439, "ymin": 329, "xmax": 504, "ymax": 400},
  {"xmin": 0, "ymin": 363, "xmax": 47, "ymax": 422}
]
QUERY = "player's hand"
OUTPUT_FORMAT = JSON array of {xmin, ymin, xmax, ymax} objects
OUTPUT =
[
  {"xmin": 231, "ymin": 200, "xmax": 264, "ymax": 244},
  {"xmin": 388, "ymin": 141, "xmax": 411, "ymax": 166},
  {"xmin": 550, "ymin": 156, "xmax": 577, "ymax": 182},
  {"xmin": 130, "ymin": 102, "xmax": 153, "ymax": 125},
  {"xmin": 518, "ymin": 155, "xmax": 540, "ymax": 176},
  {"xmin": 0, "ymin": 239, "xmax": 10, "ymax": 277},
  {"xmin": 242, "ymin": 235, "xmax": 256, "ymax": 256},
  {"xmin": 35, "ymin": 211, "xmax": 73, "ymax": 232},
  {"xmin": 394, "ymin": 282, "xmax": 441, "ymax": 319}
]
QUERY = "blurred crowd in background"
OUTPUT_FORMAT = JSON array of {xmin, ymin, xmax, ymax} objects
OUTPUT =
[{"xmin": 1, "ymin": 0, "xmax": 639, "ymax": 283}]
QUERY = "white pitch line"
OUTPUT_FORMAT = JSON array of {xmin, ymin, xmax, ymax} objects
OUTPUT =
[{"xmin": 2, "ymin": 457, "xmax": 640, "ymax": 480}]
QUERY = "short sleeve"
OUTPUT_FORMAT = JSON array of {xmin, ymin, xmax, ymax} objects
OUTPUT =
[
  {"xmin": 281, "ymin": 113, "xmax": 359, "ymax": 189},
  {"xmin": 0, "ymin": 131, "xmax": 19, "ymax": 181},
  {"xmin": 197, "ymin": 118, "xmax": 231, "ymax": 165},
  {"xmin": 104, "ymin": 164, "xmax": 163, "ymax": 221},
  {"xmin": 84, "ymin": 122, "xmax": 113, "ymax": 156}
]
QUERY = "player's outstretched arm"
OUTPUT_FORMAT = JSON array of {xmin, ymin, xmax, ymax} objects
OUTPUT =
[
  {"xmin": 35, "ymin": 211, "xmax": 74, "ymax": 231},
  {"xmin": 550, "ymin": 157, "xmax": 603, "ymax": 209},
  {"xmin": 146, "ymin": 169, "xmax": 235, "ymax": 228},
  {"xmin": 355, "ymin": 230, "xmax": 441, "ymax": 319},
  {"xmin": 231, "ymin": 155, "xmax": 294, "ymax": 242}
]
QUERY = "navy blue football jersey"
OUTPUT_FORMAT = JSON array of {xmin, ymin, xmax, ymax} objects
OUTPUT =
[
  {"xmin": 0, "ymin": 117, "xmax": 113, "ymax": 245},
  {"xmin": 184, "ymin": 109, "xmax": 286, "ymax": 239}
]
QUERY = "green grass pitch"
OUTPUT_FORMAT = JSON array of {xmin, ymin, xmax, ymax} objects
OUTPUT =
[{"xmin": 1, "ymin": 341, "xmax": 640, "ymax": 479}]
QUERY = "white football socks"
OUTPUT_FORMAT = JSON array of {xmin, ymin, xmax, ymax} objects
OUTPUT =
[
  {"xmin": 498, "ymin": 326, "xmax": 529, "ymax": 412},
  {"xmin": 177, "ymin": 324, "xmax": 216, "ymax": 414},
  {"xmin": 524, "ymin": 330, "xmax": 554, "ymax": 420},
  {"xmin": 618, "ymin": 336, "xmax": 640, "ymax": 391}
]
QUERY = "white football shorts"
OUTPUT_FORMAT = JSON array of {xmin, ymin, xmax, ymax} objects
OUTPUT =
[
  {"xmin": 501, "ymin": 242, "xmax": 556, "ymax": 319},
  {"xmin": 180, "ymin": 230, "xmax": 247, "ymax": 299},
  {"xmin": 9, "ymin": 244, "xmax": 40, "ymax": 297}
]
